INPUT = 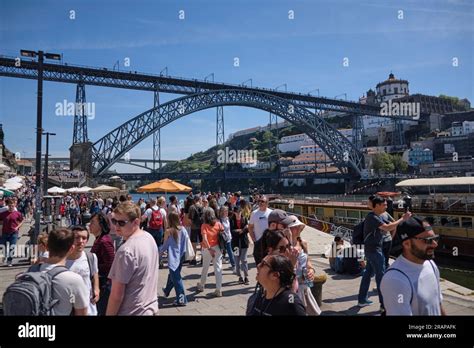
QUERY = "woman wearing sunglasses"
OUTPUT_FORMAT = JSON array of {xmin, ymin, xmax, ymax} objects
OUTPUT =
[
  {"xmin": 247, "ymin": 254, "xmax": 306, "ymax": 316},
  {"xmin": 263, "ymin": 229, "xmax": 321, "ymax": 315},
  {"xmin": 380, "ymin": 217, "xmax": 445, "ymax": 316}
]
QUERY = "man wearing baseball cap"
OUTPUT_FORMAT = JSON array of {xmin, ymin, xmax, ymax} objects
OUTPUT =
[{"xmin": 380, "ymin": 217, "xmax": 446, "ymax": 315}]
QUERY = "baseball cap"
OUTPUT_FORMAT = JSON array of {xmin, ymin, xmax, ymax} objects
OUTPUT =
[
  {"xmin": 287, "ymin": 215, "xmax": 304, "ymax": 228},
  {"xmin": 397, "ymin": 216, "xmax": 431, "ymax": 242},
  {"xmin": 268, "ymin": 209, "xmax": 297, "ymax": 226}
]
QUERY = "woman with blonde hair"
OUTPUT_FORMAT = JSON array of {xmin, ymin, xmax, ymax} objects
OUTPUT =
[{"xmin": 160, "ymin": 211, "xmax": 189, "ymax": 306}]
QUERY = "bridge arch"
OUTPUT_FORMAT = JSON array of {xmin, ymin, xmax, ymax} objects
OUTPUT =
[{"xmin": 92, "ymin": 89, "xmax": 364, "ymax": 176}]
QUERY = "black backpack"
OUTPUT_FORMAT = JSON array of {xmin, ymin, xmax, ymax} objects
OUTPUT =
[
  {"xmin": 351, "ymin": 221, "xmax": 365, "ymax": 245},
  {"xmin": 2, "ymin": 264, "xmax": 68, "ymax": 316},
  {"xmin": 191, "ymin": 205, "xmax": 203, "ymax": 227}
]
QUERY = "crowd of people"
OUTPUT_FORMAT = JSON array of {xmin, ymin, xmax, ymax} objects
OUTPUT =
[{"xmin": 0, "ymin": 183, "xmax": 447, "ymax": 317}]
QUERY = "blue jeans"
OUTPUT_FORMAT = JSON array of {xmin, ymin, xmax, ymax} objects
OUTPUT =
[
  {"xmin": 163, "ymin": 256, "xmax": 187, "ymax": 305},
  {"xmin": 357, "ymin": 249, "xmax": 385, "ymax": 304},
  {"xmin": 147, "ymin": 228, "xmax": 164, "ymax": 248},
  {"xmin": 224, "ymin": 241, "xmax": 235, "ymax": 267},
  {"xmin": 97, "ymin": 276, "xmax": 111, "ymax": 316},
  {"xmin": 0, "ymin": 232, "xmax": 19, "ymax": 263}
]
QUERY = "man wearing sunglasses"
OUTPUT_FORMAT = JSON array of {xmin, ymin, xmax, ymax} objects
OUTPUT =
[
  {"xmin": 106, "ymin": 202, "xmax": 159, "ymax": 315},
  {"xmin": 380, "ymin": 217, "xmax": 445, "ymax": 316},
  {"xmin": 248, "ymin": 196, "xmax": 272, "ymax": 266}
]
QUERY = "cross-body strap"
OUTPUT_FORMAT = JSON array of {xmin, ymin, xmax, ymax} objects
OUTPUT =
[{"xmin": 385, "ymin": 267, "xmax": 414, "ymax": 305}]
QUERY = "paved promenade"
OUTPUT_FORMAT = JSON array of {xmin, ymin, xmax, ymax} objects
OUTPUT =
[{"xmin": 1, "ymin": 222, "xmax": 473, "ymax": 315}]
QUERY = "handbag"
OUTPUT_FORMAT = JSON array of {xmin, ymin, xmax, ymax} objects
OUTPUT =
[
  {"xmin": 218, "ymin": 232, "xmax": 227, "ymax": 252},
  {"xmin": 185, "ymin": 232, "xmax": 195, "ymax": 261},
  {"xmin": 301, "ymin": 287, "xmax": 321, "ymax": 316}
]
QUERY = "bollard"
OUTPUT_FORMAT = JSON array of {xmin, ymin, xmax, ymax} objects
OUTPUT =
[{"xmin": 310, "ymin": 271, "xmax": 327, "ymax": 307}]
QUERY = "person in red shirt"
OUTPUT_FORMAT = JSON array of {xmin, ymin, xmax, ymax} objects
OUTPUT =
[{"xmin": 0, "ymin": 198, "xmax": 24, "ymax": 266}]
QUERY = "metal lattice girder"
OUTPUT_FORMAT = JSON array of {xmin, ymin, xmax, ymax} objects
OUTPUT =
[
  {"xmin": 216, "ymin": 106, "xmax": 224, "ymax": 145},
  {"xmin": 72, "ymin": 82, "xmax": 88, "ymax": 144},
  {"xmin": 153, "ymin": 83, "xmax": 161, "ymax": 171},
  {"xmin": 92, "ymin": 89, "xmax": 364, "ymax": 176},
  {"xmin": 0, "ymin": 56, "xmax": 411, "ymax": 119}
]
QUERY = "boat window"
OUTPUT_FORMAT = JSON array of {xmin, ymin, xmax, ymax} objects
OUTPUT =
[
  {"xmin": 422, "ymin": 216, "xmax": 441, "ymax": 226},
  {"xmin": 315, "ymin": 207, "xmax": 324, "ymax": 217},
  {"xmin": 461, "ymin": 217, "xmax": 473, "ymax": 229},
  {"xmin": 439, "ymin": 216, "xmax": 460, "ymax": 227},
  {"xmin": 293, "ymin": 205, "xmax": 302, "ymax": 215},
  {"xmin": 347, "ymin": 210, "xmax": 360, "ymax": 219},
  {"xmin": 334, "ymin": 209, "xmax": 346, "ymax": 217}
]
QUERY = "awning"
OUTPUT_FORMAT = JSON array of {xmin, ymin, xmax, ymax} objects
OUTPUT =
[
  {"xmin": 396, "ymin": 177, "xmax": 474, "ymax": 187},
  {"xmin": 90, "ymin": 185, "xmax": 120, "ymax": 192},
  {"xmin": 0, "ymin": 187, "xmax": 15, "ymax": 196}
]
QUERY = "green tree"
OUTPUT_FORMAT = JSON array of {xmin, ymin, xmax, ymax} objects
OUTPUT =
[
  {"xmin": 372, "ymin": 153, "xmax": 394, "ymax": 174},
  {"xmin": 391, "ymin": 154, "xmax": 408, "ymax": 173}
]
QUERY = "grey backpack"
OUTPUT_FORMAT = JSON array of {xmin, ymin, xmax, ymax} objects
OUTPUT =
[{"xmin": 2, "ymin": 264, "xmax": 68, "ymax": 316}]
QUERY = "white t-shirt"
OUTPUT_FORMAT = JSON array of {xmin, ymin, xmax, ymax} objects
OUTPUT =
[
  {"xmin": 249, "ymin": 208, "xmax": 272, "ymax": 241},
  {"xmin": 220, "ymin": 217, "xmax": 231, "ymax": 242},
  {"xmin": 39, "ymin": 263, "xmax": 89, "ymax": 316},
  {"xmin": 380, "ymin": 255, "xmax": 443, "ymax": 316},
  {"xmin": 66, "ymin": 251, "xmax": 99, "ymax": 316}
]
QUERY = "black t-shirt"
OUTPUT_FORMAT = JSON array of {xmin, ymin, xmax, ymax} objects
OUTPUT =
[
  {"xmin": 247, "ymin": 288, "xmax": 306, "ymax": 316},
  {"xmin": 363, "ymin": 212, "xmax": 384, "ymax": 252}
]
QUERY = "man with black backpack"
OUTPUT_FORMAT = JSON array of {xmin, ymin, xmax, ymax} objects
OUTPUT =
[
  {"xmin": 2, "ymin": 228, "xmax": 89, "ymax": 316},
  {"xmin": 357, "ymin": 195, "xmax": 411, "ymax": 309},
  {"xmin": 66, "ymin": 225, "xmax": 100, "ymax": 315}
]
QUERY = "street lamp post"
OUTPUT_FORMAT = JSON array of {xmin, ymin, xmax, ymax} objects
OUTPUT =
[
  {"xmin": 42, "ymin": 132, "xmax": 56, "ymax": 195},
  {"xmin": 20, "ymin": 49, "xmax": 60, "ymax": 247}
]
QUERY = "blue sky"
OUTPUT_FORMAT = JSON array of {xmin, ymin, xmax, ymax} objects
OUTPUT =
[{"xmin": 0, "ymin": 0, "xmax": 473, "ymax": 172}]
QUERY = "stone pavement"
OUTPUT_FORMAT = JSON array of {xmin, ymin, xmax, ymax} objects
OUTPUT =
[{"xmin": 1, "ymin": 222, "xmax": 473, "ymax": 315}]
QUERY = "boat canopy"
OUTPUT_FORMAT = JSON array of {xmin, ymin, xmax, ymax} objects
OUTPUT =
[{"xmin": 396, "ymin": 177, "xmax": 474, "ymax": 187}]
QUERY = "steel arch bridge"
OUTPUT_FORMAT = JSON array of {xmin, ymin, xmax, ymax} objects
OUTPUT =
[{"xmin": 92, "ymin": 89, "xmax": 364, "ymax": 176}]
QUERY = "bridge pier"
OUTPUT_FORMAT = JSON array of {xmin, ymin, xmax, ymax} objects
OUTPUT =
[{"xmin": 70, "ymin": 142, "xmax": 93, "ymax": 177}]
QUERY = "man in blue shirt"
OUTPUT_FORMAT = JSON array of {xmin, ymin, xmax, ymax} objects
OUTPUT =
[{"xmin": 357, "ymin": 195, "xmax": 411, "ymax": 310}]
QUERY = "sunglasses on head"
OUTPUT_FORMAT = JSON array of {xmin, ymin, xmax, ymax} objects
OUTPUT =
[
  {"xmin": 111, "ymin": 218, "xmax": 132, "ymax": 227},
  {"xmin": 412, "ymin": 235, "xmax": 440, "ymax": 245},
  {"xmin": 258, "ymin": 259, "xmax": 273, "ymax": 271}
]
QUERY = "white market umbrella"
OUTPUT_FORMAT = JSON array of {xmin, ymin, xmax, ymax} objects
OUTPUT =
[
  {"xmin": 3, "ymin": 181, "xmax": 22, "ymax": 190},
  {"xmin": 0, "ymin": 163, "xmax": 10, "ymax": 171},
  {"xmin": 66, "ymin": 187, "xmax": 79, "ymax": 193},
  {"xmin": 91, "ymin": 185, "xmax": 120, "ymax": 192},
  {"xmin": 76, "ymin": 186, "xmax": 92, "ymax": 193},
  {"xmin": 5, "ymin": 176, "xmax": 23, "ymax": 183},
  {"xmin": 48, "ymin": 186, "xmax": 66, "ymax": 194}
]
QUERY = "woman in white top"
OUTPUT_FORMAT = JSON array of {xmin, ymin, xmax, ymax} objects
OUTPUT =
[{"xmin": 219, "ymin": 206, "xmax": 235, "ymax": 270}]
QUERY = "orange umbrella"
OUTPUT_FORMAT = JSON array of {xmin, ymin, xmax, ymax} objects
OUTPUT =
[{"xmin": 137, "ymin": 178, "xmax": 192, "ymax": 193}]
